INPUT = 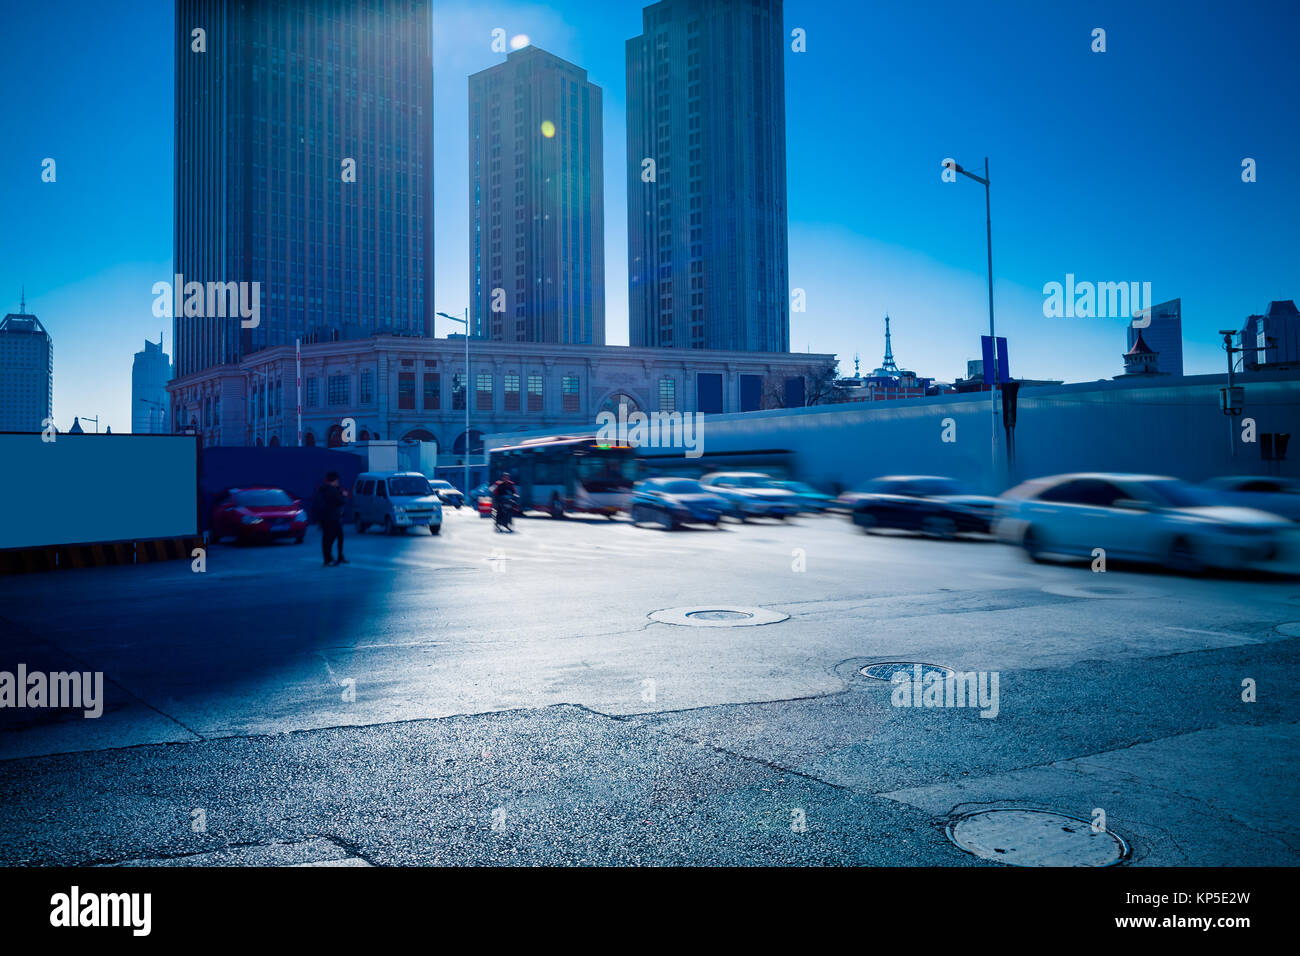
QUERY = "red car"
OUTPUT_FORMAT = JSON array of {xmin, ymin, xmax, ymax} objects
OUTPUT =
[{"xmin": 211, "ymin": 487, "xmax": 309, "ymax": 544}]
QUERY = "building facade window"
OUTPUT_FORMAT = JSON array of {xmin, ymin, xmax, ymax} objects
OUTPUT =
[
  {"xmin": 561, "ymin": 374, "xmax": 580, "ymax": 412},
  {"xmin": 658, "ymin": 377, "xmax": 676, "ymax": 412},
  {"xmin": 305, "ymin": 376, "xmax": 318, "ymax": 407},
  {"xmin": 504, "ymin": 372, "xmax": 520, "ymax": 411},
  {"xmin": 452, "ymin": 373, "xmax": 466, "ymax": 411},
  {"xmin": 527, "ymin": 372, "xmax": 543, "ymax": 411},
  {"xmin": 328, "ymin": 374, "xmax": 349, "ymax": 406},
  {"xmin": 360, "ymin": 369, "xmax": 374, "ymax": 404},
  {"xmin": 423, "ymin": 372, "xmax": 439, "ymax": 410},
  {"xmin": 476, "ymin": 371, "xmax": 493, "ymax": 411},
  {"xmin": 398, "ymin": 371, "xmax": 415, "ymax": 409}
]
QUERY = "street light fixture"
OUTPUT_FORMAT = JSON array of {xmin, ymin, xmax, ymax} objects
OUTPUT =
[
  {"xmin": 1219, "ymin": 329, "xmax": 1245, "ymax": 457},
  {"xmin": 137, "ymin": 397, "xmax": 166, "ymax": 433},
  {"xmin": 437, "ymin": 308, "xmax": 472, "ymax": 494},
  {"xmin": 945, "ymin": 157, "xmax": 999, "ymax": 478}
]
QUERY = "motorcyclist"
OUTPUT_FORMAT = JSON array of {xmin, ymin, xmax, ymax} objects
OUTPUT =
[{"xmin": 491, "ymin": 473, "xmax": 518, "ymax": 531}]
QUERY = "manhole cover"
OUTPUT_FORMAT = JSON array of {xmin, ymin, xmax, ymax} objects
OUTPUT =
[
  {"xmin": 687, "ymin": 609, "xmax": 752, "ymax": 621},
  {"xmin": 860, "ymin": 661, "xmax": 957, "ymax": 682},
  {"xmin": 947, "ymin": 809, "xmax": 1129, "ymax": 867},
  {"xmin": 1040, "ymin": 582, "xmax": 1163, "ymax": 600},
  {"xmin": 649, "ymin": 606, "xmax": 789, "ymax": 628}
]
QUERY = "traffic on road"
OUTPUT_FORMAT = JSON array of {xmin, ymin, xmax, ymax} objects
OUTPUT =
[{"xmin": 211, "ymin": 434, "xmax": 1300, "ymax": 579}]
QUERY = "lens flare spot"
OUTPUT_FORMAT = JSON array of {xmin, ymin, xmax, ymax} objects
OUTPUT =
[
  {"xmin": 540, "ymin": 120, "xmax": 556, "ymax": 138},
  {"xmin": 509, "ymin": 34, "xmax": 530, "ymax": 50}
]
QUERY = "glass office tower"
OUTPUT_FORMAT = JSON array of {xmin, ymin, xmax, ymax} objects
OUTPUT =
[
  {"xmin": 174, "ymin": 0, "xmax": 435, "ymax": 378},
  {"xmin": 626, "ymin": 0, "xmax": 789, "ymax": 352}
]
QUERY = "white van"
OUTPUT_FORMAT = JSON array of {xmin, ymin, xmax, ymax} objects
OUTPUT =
[{"xmin": 352, "ymin": 471, "xmax": 443, "ymax": 535}]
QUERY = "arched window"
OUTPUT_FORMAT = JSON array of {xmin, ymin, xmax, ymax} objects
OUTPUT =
[
  {"xmin": 304, "ymin": 431, "xmax": 316, "ymax": 447},
  {"xmin": 359, "ymin": 429, "xmax": 371, "ymax": 442},
  {"xmin": 403, "ymin": 428, "xmax": 436, "ymax": 443},
  {"xmin": 599, "ymin": 391, "xmax": 642, "ymax": 417},
  {"xmin": 452, "ymin": 430, "xmax": 484, "ymax": 456},
  {"xmin": 326, "ymin": 424, "xmax": 345, "ymax": 448},
  {"xmin": 269, "ymin": 435, "xmax": 280, "ymax": 447}
]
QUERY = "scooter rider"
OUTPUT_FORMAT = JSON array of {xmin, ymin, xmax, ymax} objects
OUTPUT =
[{"xmin": 491, "ymin": 472, "xmax": 518, "ymax": 531}]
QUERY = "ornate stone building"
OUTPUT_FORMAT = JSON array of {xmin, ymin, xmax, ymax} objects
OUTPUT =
[{"xmin": 167, "ymin": 334, "xmax": 834, "ymax": 463}]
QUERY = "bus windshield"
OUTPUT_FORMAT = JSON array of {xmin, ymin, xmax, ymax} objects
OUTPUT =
[{"xmin": 577, "ymin": 453, "xmax": 636, "ymax": 493}]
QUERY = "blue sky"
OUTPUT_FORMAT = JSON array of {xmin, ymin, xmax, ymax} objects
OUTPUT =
[{"xmin": 1, "ymin": 0, "xmax": 1297, "ymax": 431}]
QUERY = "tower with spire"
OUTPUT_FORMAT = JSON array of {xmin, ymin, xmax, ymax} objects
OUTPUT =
[
  {"xmin": 1119, "ymin": 329, "xmax": 1163, "ymax": 376},
  {"xmin": 0, "ymin": 288, "xmax": 54, "ymax": 431},
  {"xmin": 879, "ymin": 314, "xmax": 899, "ymax": 374},
  {"xmin": 834, "ymin": 315, "xmax": 936, "ymax": 401}
]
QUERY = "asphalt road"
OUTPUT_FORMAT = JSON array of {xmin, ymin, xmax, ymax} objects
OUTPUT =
[{"xmin": 1, "ymin": 507, "xmax": 1297, "ymax": 865}]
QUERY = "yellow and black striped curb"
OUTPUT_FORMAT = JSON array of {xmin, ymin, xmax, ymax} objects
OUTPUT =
[{"xmin": 0, "ymin": 537, "xmax": 205, "ymax": 575}]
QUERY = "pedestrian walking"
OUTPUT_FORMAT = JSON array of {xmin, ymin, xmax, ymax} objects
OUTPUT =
[{"xmin": 311, "ymin": 471, "xmax": 349, "ymax": 567}]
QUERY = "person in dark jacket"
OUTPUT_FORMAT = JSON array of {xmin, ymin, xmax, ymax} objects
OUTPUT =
[
  {"xmin": 312, "ymin": 472, "xmax": 348, "ymax": 567},
  {"xmin": 490, "ymin": 473, "xmax": 518, "ymax": 532}
]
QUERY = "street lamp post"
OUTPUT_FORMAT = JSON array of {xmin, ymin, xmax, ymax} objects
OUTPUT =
[
  {"xmin": 437, "ymin": 308, "xmax": 471, "ymax": 494},
  {"xmin": 81, "ymin": 415, "xmax": 101, "ymax": 434},
  {"xmin": 1218, "ymin": 329, "xmax": 1245, "ymax": 457},
  {"xmin": 137, "ymin": 397, "xmax": 166, "ymax": 433},
  {"xmin": 946, "ymin": 157, "xmax": 999, "ymax": 479}
]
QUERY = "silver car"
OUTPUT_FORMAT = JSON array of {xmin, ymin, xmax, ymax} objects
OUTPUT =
[
  {"xmin": 699, "ymin": 471, "xmax": 800, "ymax": 520},
  {"xmin": 352, "ymin": 471, "xmax": 443, "ymax": 535},
  {"xmin": 995, "ymin": 472, "xmax": 1294, "ymax": 573}
]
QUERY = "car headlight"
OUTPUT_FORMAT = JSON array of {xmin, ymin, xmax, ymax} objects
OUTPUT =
[
  {"xmin": 240, "ymin": 515, "xmax": 263, "ymax": 525},
  {"xmin": 394, "ymin": 506, "xmax": 406, "ymax": 515}
]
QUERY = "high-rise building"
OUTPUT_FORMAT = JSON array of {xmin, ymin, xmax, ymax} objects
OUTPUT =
[
  {"xmin": 132, "ymin": 337, "xmax": 172, "ymax": 433},
  {"xmin": 173, "ymin": 0, "xmax": 435, "ymax": 379},
  {"xmin": 626, "ymin": 0, "xmax": 789, "ymax": 352},
  {"xmin": 1242, "ymin": 300, "xmax": 1300, "ymax": 370},
  {"xmin": 1128, "ymin": 298, "xmax": 1183, "ymax": 376},
  {"xmin": 469, "ymin": 47, "xmax": 605, "ymax": 346},
  {"xmin": 0, "ymin": 295, "xmax": 53, "ymax": 432}
]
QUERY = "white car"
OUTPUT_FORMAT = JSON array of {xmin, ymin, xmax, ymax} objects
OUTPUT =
[
  {"xmin": 994, "ymin": 472, "xmax": 1294, "ymax": 573},
  {"xmin": 1201, "ymin": 476, "xmax": 1300, "ymax": 522},
  {"xmin": 427, "ymin": 479, "xmax": 465, "ymax": 509},
  {"xmin": 698, "ymin": 472, "xmax": 800, "ymax": 520}
]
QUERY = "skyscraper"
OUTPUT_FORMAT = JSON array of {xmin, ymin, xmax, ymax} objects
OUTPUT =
[
  {"xmin": 173, "ymin": 0, "xmax": 435, "ymax": 378},
  {"xmin": 1242, "ymin": 300, "xmax": 1300, "ymax": 370},
  {"xmin": 1128, "ymin": 298, "xmax": 1183, "ymax": 376},
  {"xmin": 0, "ymin": 295, "xmax": 53, "ymax": 432},
  {"xmin": 132, "ymin": 337, "xmax": 172, "ymax": 433},
  {"xmin": 626, "ymin": 0, "xmax": 789, "ymax": 352},
  {"xmin": 469, "ymin": 46, "xmax": 605, "ymax": 345}
]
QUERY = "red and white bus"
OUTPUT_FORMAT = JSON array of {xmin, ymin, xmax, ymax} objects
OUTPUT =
[{"xmin": 488, "ymin": 436, "xmax": 638, "ymax": 517}]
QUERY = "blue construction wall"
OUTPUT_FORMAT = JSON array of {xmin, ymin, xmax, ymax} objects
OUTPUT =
[
  {"xmin": 198, "ymin": 447, "xmax": 365, "ymax": 528},
  {"xmin": 487, "ymin": 371, "xmax": 1298, "ymax": 495}
]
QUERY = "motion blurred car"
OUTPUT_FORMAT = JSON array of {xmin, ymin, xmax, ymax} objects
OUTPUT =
[
  {"xmin": 211, "ymin": 487, "xmax": 308, "ymax": 545},
  {"xmin": 995, "ymin": 472, "xmax": 1293, "ymax": 573},
  {"xmin": 352, "ymin": 471, "xmax": 443, "ymax": 535},
  {"xmin": 850, "ymin": 476, "xmax": 998, "ymax": 537},
  {"xmin": 628, "ymin": 477, "xmax": 728, "ymax": 529},
  {"xmin": 698, "ymin": 472, "xmax": 800, "ymax": 520},
  {"xmin": 427, "ymin": 479, "xmax": 465, "ymax": 509},
  {"xmin": 1201, "ymin": 476, "xmax": 1300, "ymax": 522},
  {"xmin": 770, "ymin": 480, "xmax": 837, "ymax": 513}
]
